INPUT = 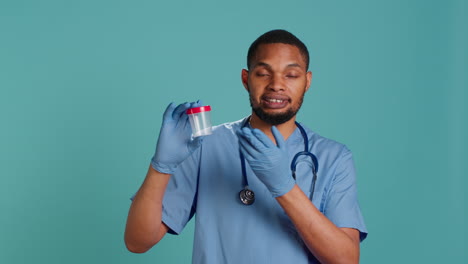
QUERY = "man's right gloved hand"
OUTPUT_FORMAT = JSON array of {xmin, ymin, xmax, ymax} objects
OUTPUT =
[{"xmin": 151, "ymin": 101, "xmax": 203, "ymax": 174}]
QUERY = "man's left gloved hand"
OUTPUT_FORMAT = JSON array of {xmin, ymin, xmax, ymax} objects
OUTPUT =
[{"xmin": 237, "ymin": 126, "xmax": 295, "ymax": 197}]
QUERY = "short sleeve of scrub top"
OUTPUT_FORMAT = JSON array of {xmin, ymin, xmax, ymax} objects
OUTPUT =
[
  {"xmin": 130, "ymin": 147, "xmax": 201, "ymax": 235},
  {"xmin": 322, "ymin": 145, "xmax": 367, "ymax": 241},
  {"xmin": 160, "ymin": 148, "xmax": 201, "ymax": 235}
]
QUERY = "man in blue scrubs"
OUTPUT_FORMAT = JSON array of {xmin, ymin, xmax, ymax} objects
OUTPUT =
[{"xmin": 125, "ymin": 29, "xmax": 367, "ymax": 263}]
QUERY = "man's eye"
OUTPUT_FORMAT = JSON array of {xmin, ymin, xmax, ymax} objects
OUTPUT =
[
  {"xmin": 286, "ymin": 75, "xmax": 299, "ymax": 78},
  {"xmin": 256, "ymin": 73, "xmax": 270, "ymax": 77}
]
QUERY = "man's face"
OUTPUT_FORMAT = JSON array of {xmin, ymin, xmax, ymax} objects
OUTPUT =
[{"xmin": 242, "ymin": 43, "xmax": 312, "ymax": 125}]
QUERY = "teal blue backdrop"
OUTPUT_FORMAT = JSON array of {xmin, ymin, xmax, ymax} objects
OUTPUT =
[{"xmin": 1, "ymin": 0, "xmax": 466, "ymax": 263}]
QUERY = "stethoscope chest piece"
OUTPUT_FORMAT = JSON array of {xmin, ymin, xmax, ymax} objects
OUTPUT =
[{"xmin": 239, "ymin": 187, "xmax": 255, "ymax": 205}]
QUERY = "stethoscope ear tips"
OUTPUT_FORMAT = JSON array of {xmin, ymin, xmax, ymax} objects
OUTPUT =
[{"xmin": 239, "ymin": 188, "xmax": 255, "ymax": 205}]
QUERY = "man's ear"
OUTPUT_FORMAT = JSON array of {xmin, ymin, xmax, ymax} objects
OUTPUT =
[
  {"xmin": 305, "ymin": 71, "xmax": 312, "ymax": 92},
  {"xmin": 241, "ymin": 69, "xmax": 249, "ymax": 91}
]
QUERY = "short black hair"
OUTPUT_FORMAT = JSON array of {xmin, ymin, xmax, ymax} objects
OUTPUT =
[{"xmin": 247, "ymin": 29, "xmax": 309, "ymax": 70}]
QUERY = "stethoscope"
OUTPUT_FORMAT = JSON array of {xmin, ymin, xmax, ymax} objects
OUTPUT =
[{"xmin": 239, "ymin": 117, "xmax": 319, "ymax": 205}]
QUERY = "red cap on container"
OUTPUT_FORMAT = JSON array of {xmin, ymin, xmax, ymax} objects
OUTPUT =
[{"xmin": 186, "ymin": 105, "xmax": 211, "ymax": 114}]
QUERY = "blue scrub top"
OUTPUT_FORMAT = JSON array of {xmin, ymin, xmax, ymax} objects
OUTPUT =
[{"xmin": 157, "ymin": 118, "xmax": 367, "ymax": 263}]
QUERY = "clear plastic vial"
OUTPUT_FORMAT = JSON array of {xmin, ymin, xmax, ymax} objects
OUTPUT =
[{"xmin": 186, "ymin": 105, "xmax": 212, "ymax": 137}]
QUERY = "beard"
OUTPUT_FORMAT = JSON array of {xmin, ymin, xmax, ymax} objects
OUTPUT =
[{"xmin": 249, "ymin": 93, "xmax": 305, "ymax": 126}]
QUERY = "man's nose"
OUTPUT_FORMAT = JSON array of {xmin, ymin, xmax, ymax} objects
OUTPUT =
[{"xmin": 267, "ymin": 74, "xmax": 285, "ymax": 91}]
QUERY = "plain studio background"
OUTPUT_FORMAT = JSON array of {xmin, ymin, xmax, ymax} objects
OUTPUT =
[{"xmin": 1, "ymin": 0, "xmax": 466, "ymax": 263}]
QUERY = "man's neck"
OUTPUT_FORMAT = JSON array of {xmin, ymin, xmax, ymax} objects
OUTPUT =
[{"xmin": 249, "ymin": 113, "xmax": 297, "ymax": 144}]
